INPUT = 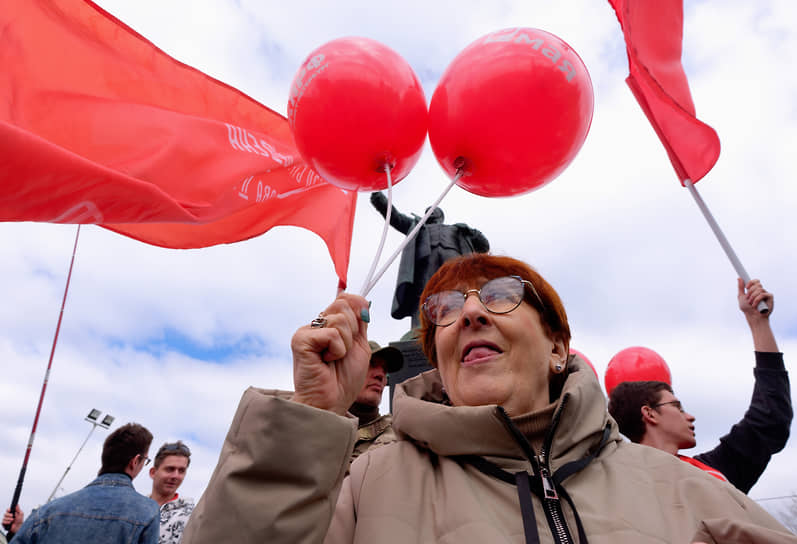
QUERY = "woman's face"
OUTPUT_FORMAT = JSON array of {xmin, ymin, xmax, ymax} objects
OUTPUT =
[{"xmin": 434, "ymin": 277, "xmax": 566, "ymax": 416}]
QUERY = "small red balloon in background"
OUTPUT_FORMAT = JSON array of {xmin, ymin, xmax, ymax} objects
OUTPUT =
[
  {"xmin": 428, "ymin": 27, "xmax": 594, "ymax": 197},
  {"xmin": 288, "ymin": 37, "xmax": 428, "ymax": 192},
  {"xmin": 569, "ymin": 348, "xmax": 598, "ymax": 379},
  {"xmin": 604, "ymin": 346, "xmax": 672, "ymax": 396}
]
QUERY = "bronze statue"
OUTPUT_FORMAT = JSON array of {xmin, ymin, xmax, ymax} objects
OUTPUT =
[{"xmin": 370, "ymin": 192, "xmax": 490, "ymax": 331}]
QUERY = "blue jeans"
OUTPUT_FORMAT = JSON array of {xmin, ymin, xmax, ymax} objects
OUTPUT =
[{"xmin": 12, "ymin": 473, "xmax": 159, "ymax": 543}]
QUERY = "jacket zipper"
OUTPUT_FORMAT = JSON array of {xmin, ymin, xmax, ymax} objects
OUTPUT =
[
  {"xmin": 538, "ymin": 451, "xmax": 572, "ymax": 544},
  {"xmin": 540, "ymin": 394, "xmax": 574, "ymax": 544},
  {"xmin": 498, "ymin": 399, "xmax": 576, "ymax": 544}
]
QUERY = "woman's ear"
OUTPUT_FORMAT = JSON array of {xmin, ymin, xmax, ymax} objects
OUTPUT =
[{"xmin": 549, "ymin": 339, "xmax": 568, "ymax": 374}]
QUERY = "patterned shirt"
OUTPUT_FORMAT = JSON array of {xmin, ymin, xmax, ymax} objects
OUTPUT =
[{"xmin": 158, "ymin": 495, "xmax": 195, "ymax": 544}]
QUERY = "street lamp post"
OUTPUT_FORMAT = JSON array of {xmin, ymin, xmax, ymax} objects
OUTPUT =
[{"xmin": 47, "ymin": 409, "xmax": 115, "ymax": 502}]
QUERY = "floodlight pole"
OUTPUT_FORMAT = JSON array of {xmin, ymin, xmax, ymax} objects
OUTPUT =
[{"xmin": 47, "ymin": 410, "xmax": 113, "ymax": 503}]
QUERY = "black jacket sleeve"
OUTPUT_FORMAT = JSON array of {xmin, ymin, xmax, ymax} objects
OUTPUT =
[{"xmin": 694, "ymin": 351, "xmax": 792, "ymax": 493}]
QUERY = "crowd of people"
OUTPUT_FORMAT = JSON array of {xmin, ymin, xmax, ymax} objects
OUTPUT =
[
  {"xmin": 3, "ymin": 432, "xmax": 195, "ymax": 544},
  {"xmin": 3, "ymin": 253, "xmax": 792, "ymax": 543},
  {"xmin": 2, "ymin": 340, "xmax": 404, "ymax": 544},
  {"xmin": 178, "ymin": 253, "xmax": 791, "ymax": 543}
]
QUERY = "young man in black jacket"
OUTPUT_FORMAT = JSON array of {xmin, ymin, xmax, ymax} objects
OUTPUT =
[{"xmin": 609, "ymin": 279, "xmax": 791, "ymax": 493}]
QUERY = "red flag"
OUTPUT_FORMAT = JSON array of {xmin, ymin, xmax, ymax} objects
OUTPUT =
[
  {"xmin": 0, "ymin": 0, "xmax": 356, "ymax": 286},
  {"xmin": 609, "ymin": 0, "xmax": 720, "ymax": 184}
]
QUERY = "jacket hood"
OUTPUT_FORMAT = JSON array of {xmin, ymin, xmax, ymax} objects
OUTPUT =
[{"xmin": 392, "ymin": 354, "xmax": 622, "ymax": 471}]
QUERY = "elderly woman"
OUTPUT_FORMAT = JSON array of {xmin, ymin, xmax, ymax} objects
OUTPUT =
[{"xmin": 183, "ymin": 254, "xmax": 794, "ymax": 544}]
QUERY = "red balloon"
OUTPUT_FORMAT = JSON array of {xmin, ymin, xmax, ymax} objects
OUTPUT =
[
  {"xmin": 604, "ymin": 346, "xmax": 672, "ymax": 396},
  {"xmin": 569, "ymin": 348, "xmax": 598, "ymax": 379},
  {"xmin": 288, "ymin": 37, "xmax": 428, "ymax": 192},
  {"xmin": 428, "ymin": 28, "xmax": 593, "ymax": 197}
]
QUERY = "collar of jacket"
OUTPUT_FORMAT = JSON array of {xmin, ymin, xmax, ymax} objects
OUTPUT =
[
  {"xmin": 357, "ymin": 415, "xmax": 392, "ymax": 441},
  {"xmin": 392, "ymin": 356, "xmax": 621, "ymax": 472},
  {"xmin": 87, "ymin": 473, "xmax": 134, "ymax": 488}
]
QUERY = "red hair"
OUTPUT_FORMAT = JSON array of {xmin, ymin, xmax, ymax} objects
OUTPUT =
[{"xmin": 418, "ymin": 254, "xmax": 570, "ymax": 366}]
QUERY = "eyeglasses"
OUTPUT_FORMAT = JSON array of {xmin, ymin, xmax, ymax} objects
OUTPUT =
[
  {"xmin": 422, "ymin": 275, "xmax": 545, "ymax": 327},
  {"xmin": 651, "ymin": 400, "xmax": 684, "ymax": 413},
  {"xmin": 140, "ymin": 455, "xmax": 151, "ymax": 466},
  {"xmin": 158, "ymin": 442, "xmax": 191, "ymax": 457}
]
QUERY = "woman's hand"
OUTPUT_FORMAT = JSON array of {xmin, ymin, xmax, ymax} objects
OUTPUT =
[{"xmin": 290, "ymin": 293, "xmax": 371, "ymax": 415}]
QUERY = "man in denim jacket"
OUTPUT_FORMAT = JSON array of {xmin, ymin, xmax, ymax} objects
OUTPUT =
[{"xmin": 12, "ymin": 422, "xmax": 159, "ymax": 543}]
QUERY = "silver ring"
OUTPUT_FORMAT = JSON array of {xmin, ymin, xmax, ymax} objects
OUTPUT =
[{"xmin": 310, "ymin": 312, "xmax": 327, "ymax": 328}]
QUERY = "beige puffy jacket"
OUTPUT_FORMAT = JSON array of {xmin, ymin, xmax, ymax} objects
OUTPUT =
[{"xmin": 183, "ymin": 358, "xmax": 796, "ymax": 544}]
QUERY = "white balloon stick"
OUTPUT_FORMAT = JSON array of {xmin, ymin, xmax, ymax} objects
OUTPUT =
[
  {"xmin": 361, "ymin": 171, "xmax": 462, "ymax": 298},
  {"xmin": 359, "ymin": 166, "xmax": 395, "ymax": 296}
]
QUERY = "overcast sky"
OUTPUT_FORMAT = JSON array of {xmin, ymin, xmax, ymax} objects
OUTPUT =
[{"xmin": 2, "ymin": 0, "xmax": 796, "ymax": 525}]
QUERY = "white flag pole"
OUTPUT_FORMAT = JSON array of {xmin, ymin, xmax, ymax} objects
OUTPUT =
[{"xmin": 684, "ymin": 178, "xmax": 769, "ymax": 314}]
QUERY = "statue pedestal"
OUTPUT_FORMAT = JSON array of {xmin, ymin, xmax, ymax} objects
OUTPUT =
[{"xmin": 387, "ymin": 338, "xmax": 433, "ymax": 412}]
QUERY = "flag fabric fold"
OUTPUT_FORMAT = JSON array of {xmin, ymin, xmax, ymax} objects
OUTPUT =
[
  {"xmin": 0, "ymin": 0, "xmax": 356, "ymax": 286},
  {"xmin": 609, "ymin": 0, "xmax": 720, "ymax": 184}
]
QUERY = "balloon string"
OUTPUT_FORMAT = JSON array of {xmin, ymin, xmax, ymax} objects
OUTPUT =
[
  {"xmin": 362, "ymin": 171, "xmax": 462, "ymax": 297},
  {"xmin": 358, "ymin": 165, "xmax": 394, "ymax": 296}
]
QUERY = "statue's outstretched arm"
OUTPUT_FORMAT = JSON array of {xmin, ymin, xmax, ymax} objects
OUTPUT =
[{"xmin": 369, "ymin": 192, "xmax": 415, "ymax": 234}]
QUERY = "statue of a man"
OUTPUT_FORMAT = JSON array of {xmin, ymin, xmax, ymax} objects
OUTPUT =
[{"xmin": 370, "ymin": 192, "xmax": 490, "ymax": 331}]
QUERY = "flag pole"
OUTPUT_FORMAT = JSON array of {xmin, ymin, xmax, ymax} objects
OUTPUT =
[
  {"xmin": 684, "ymin": 179, "xmax": 768, "ymax": 314},
  {"xmin": 4, "ymin": 225, "xmax": 81, "ymax": 530}
]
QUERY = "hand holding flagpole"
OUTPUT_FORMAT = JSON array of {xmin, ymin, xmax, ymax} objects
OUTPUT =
[{"xmin": 5, "ymin": 226, "xmax": 81, "ymax": 530}]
